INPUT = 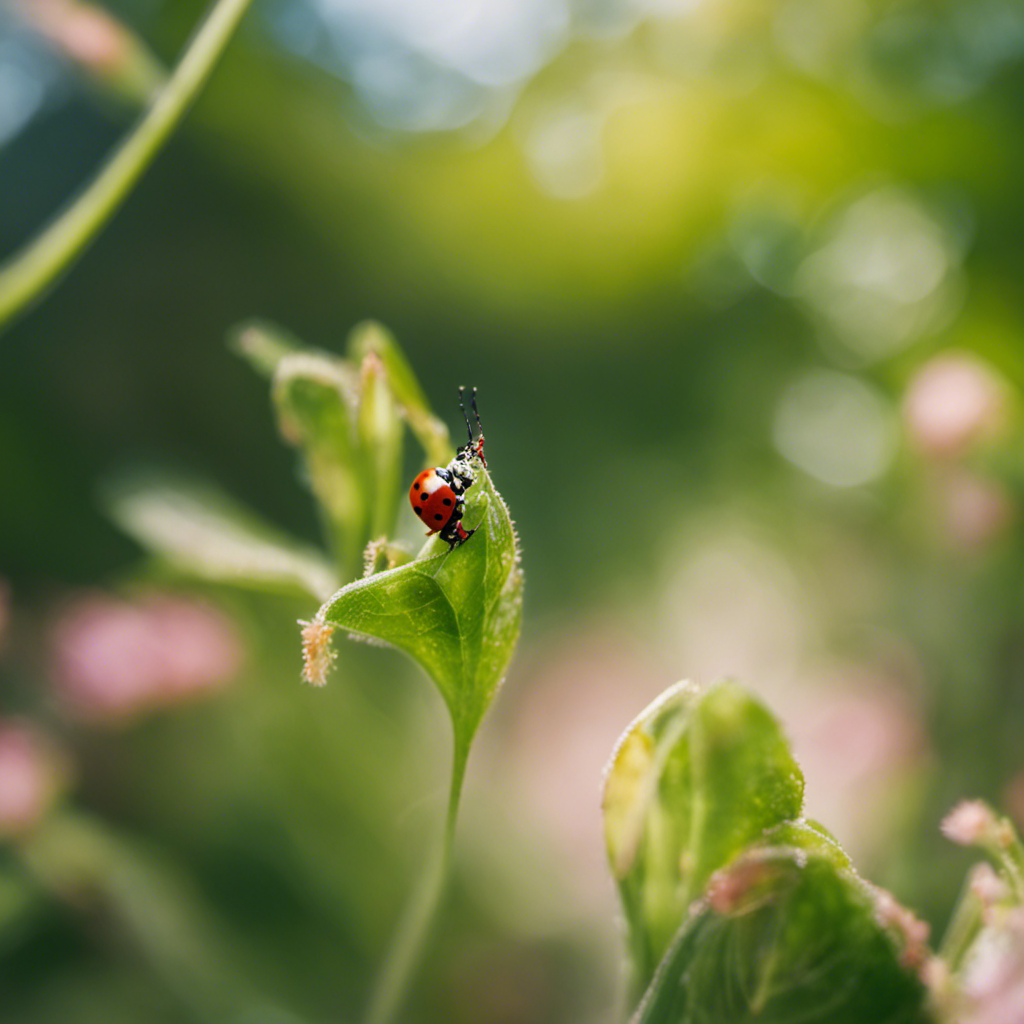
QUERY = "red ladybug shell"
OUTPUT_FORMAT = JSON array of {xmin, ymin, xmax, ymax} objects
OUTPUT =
[{"xmin": 409, "ymin": 469, "xmax": 458, "ymax": 534}]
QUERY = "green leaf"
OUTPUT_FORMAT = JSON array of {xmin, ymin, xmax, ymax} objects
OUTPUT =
[
  {"xmin": 603, "ymin": 681, "xmax": 805, "ymax": 989},
  {"xmin": 228, "ymin": 319, "xmax": 302, "ymax": 377},
  {"xmin": 347, "ymin": 321, "xmax": 453, "ymax": 467},
  {"xmin": 104, "ymin": 473, "xmax": 338, "ymax": 600},
  {"xmin": 761, "ymin": 818, "xmax": 852, "ymax": 869},
  {"xmin": 356, "ymin": 351, "xmax": 404, "ymax": 539},
  {"xmin": 272, "ymin": 352, "xmax": 368, "ymax": 579},
  {"xmin": 633, "ymin": 849, "xmax": 933, "ymax": 1024},
  {"xmin": 310, "ymin": 463, "xmax": 522, "ymax": 772}
]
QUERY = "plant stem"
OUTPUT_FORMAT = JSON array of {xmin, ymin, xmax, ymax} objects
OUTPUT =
[
  {"xmin": 938, "ymin": 868, "xmax": 985, "ymax": 973},
  {"xmin": 362, "ymin": 741, "xmax": 469, "ymax": 1024},
  {"xmin": 0, "ymin": 0, "xmax": 256, "ymax": 331}
]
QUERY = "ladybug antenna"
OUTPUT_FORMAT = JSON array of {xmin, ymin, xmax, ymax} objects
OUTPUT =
[
  {"xmin": 458, "ymin": 386, "xmax": 487, "ymax": 466},
  {"xmin": 458, "ymin": 385, "xmax": 474, "ymax": 446}
]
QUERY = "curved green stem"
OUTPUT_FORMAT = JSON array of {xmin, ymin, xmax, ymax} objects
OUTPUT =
[
  {"xmin": 362, "ymin": 741, "xmax": 469, "ymax": 1024},
  {"xmin": 0, "ymin": 0, "xmax": 256, "ymax": 331}
]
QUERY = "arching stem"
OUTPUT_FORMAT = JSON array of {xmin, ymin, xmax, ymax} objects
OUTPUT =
[
  {"xmin": 362, "ymin": 739, "xmax": 469, "ymax": 1024},
  {"xmin": 0, "ymin": 0, "xmax": 256, "ymax": 330}
]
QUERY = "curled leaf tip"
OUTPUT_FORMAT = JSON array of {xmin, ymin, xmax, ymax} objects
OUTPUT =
[
  {"xmin": 359, "ymin": 349, "xmax": 385, "ymax": 381},
  {"xmin": 299, "ymin": 618, "xmax": 337, "ymax": 687},
  {"xmin": 707, "ymin": 849, "xmax": 795, "ymax": 915},
  {"xmin": 871, "ymin": 885, "xmax": 932, "ymax": 971},
  {"xmin": 363, "ymin": 537, "xmax": 387, "ymax": 578},
  {"xmin": 363, "ymin": 537, "xmax": 413, "ymax": 577}
]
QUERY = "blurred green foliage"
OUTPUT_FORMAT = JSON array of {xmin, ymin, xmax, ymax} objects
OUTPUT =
[{"xmin": 3, "ymin": 0, "xmax": 1024, "ymax": 1021}]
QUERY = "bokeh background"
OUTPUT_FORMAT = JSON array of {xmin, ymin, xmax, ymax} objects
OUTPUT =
[{"xmin": 3, "ymin": 0, "xmax": 1024, "ymax": 1021}]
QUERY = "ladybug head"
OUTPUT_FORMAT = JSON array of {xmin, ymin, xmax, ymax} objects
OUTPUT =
[{"xmin": 457, "ymin": 386, "xmax": 487, "ymax": 467}]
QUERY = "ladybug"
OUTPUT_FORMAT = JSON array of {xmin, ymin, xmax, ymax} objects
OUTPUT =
[{"xmin": 409, "ymin": 387, "xmax": 486, "ymax": 551}]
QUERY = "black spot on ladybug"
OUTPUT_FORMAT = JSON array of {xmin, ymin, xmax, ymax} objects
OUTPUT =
[
  {"xmin": 413, "ymin": 482, "xmax": 420, "ymax": 490},
  {"xmin": 442, "ymin": 498, "xmax": 452, "ymax": 506},
  {"xmin": 434, "ymin": 513, "xmax": 444, "ymax": 521},
  {"xmin": 414, "ymin": 507, "xmax": 422, "ymax": 515}
]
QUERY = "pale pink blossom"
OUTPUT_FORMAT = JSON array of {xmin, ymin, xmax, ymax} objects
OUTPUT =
[
  {"xmin": 51, "ymin": 592, "xmax": 243, "ymax": 722},
  {"xmin": 942, "ymin": 800, "xmax": 999, "ymax": 847},
  {"xmin": 903, "ymin": 352, "xmax": 1009, "ymax": 458},
  {"xmin": 0, "ymin": 720, "xmax": 64, "ymax": 835}
]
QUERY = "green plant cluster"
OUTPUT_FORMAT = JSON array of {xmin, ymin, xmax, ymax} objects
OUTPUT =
[
  {"xmin": 603, "ymin": 681, "xmax": 1024, "ymax": 1024},
  {"xmin": 109, "ymin": 320, "xmax": 524, "ymax": 1023}
]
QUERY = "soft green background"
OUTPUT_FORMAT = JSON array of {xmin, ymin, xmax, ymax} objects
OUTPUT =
[{"xmin": 2, "ymin": 1, "xmax": 1024, "ymax": 1021}]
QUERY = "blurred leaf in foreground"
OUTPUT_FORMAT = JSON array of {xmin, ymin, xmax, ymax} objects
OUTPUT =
[
  {"xmin": 347, "ymin": 322, "xmax": 452, "ymax": 467},
  {"xmin": 104, "ymin": 473, "xmax": 338, "ymax": 600},
  {"xmin": 306, "ymin": 462, "xmax": 522, "ymax": 784},
  {"xmin": 228, "ymin": 319, "xmax": 302, "ymax": 377},
  {"xmin": 272, "ymin": 351, "xmax": 367, "ymax": 579},
  {"xmin": 18, "ymin": 811, "xmax": 311, "ymax": 1023},
  {"xmin": 633, "ymin": 847, "xmax": 932, "ymax": 1024},
  {"xmin": 356, "ymin": 351, "xmax": 404, "ymax": 540},
  {"xmin": 603, "ymin": 681, "xmax": 805, "ymax": 989}
]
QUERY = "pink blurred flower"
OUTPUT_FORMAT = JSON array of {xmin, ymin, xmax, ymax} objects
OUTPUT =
[
  {"xmin": 496, "ymin": 620, "xmax": 669, "ymax": 914},
  {"xmin": 960, "ymin": 909, "xmax": 1024, "ymax": 1024},
  {"xmin": 0, "ymin": 720, "xmax": 65, "ymax": 836},
  {"xmin": 903, "ymin": 352, "xmax": 1009, "ymax": 458},
  {"xmin": 779, "ymin": 665, "xmax": 930, "ymax": 862},
  {"xmin": 934, "ymin": 469, "xmax": 1014, "ymax": 552},
  {"xmin": 969, "ymin": 863, "xmax": 1007, "ymax": 912},
  {"xmin": 942, "ymin": 800, "xmax": 999, "ymax": 847},
  {"xmin": 51, "ymin": 592, "xmax": 243, "ymax": 723},
  {"xmin": 12, "ymin": 0, "xmax": 130, "ymax": 73}
]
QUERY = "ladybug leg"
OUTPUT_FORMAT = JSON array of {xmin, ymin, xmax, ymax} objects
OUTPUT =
[
  {"xmin": 444, "ymin": 521, "xmax": 475, "ymax": 551},
  {"xmin": 440, "ymin": 496, "xmax": 475, "ymax": 551}
]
